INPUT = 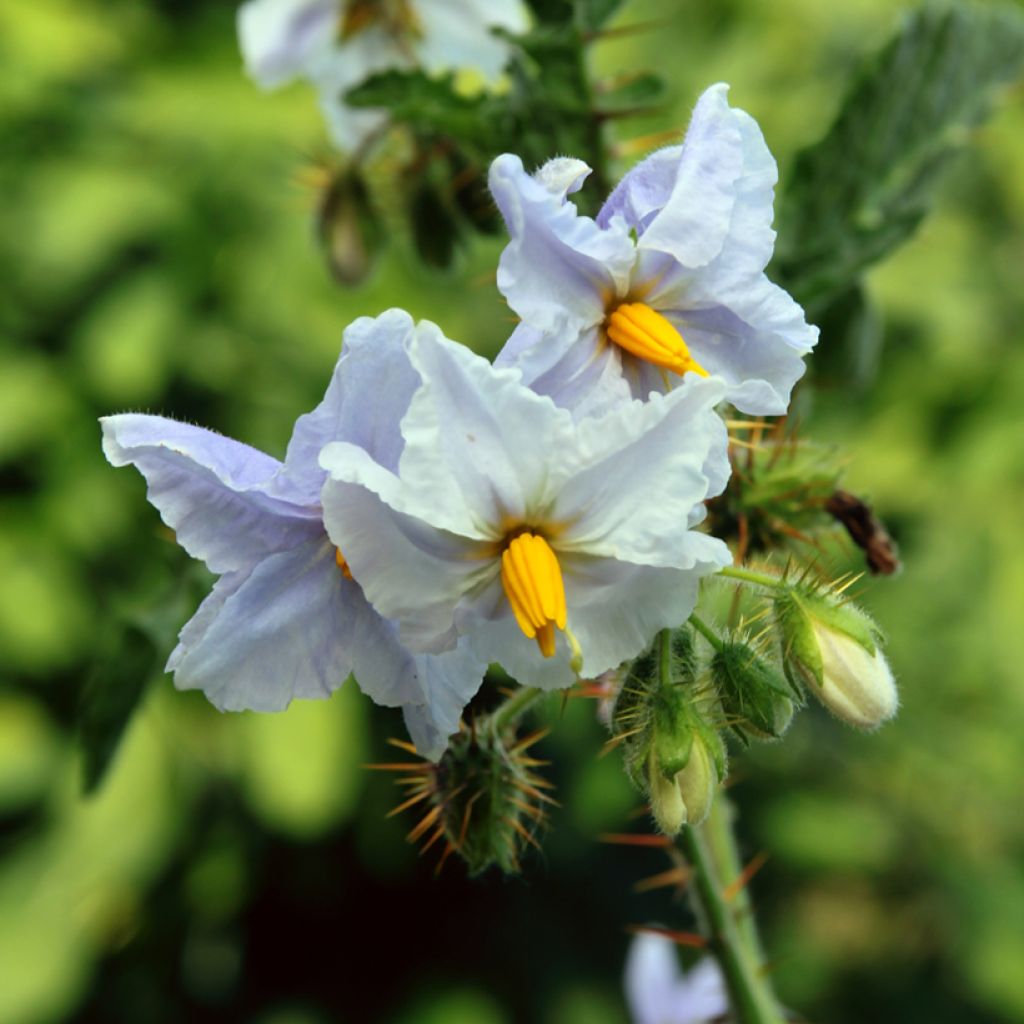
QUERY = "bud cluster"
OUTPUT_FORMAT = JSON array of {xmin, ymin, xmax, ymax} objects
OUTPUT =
[{"xmin": 611, "ymin": 630, "xmax": 726, "ymax": 834}]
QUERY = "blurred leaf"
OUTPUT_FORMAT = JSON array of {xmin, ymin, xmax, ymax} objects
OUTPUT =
[
  {"xmin": 575, "ymin": 0, "xmax": 625, "ymax": 33},
  {"xmin": 596, "ymin": 72, "xmax": 665, "ymax": 113},
  {"xmin": 774, "ymin": 4, "xmax": 1024, "ymax": 318},
  {"xmin": 78, "ymin": 563, "xmax": 202, "ymax": 795},
  {"xmin": 345, "ymin": 71, "xmax": 491, "ymax": 141}
]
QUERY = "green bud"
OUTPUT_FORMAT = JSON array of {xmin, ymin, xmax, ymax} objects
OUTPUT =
[
  {"xmin": 317, "ymin": 168, "xmax": 383, "ymax": 285},
  {"xmin": 431, "ymin": 726, "xmax": 549, "ymax": 875},
  {"xmin": 647, "ymin": 728, "xmax": 719, "ymax": 834},
  {"xmin": 711, "ymin": 641, "xmax": 797, "ymax": 740},
  {"xmin": 775, "ymin": 586, "xmax": 898, "ymax": 729}
]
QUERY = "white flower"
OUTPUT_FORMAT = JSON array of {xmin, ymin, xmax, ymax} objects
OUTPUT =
[
  {"xmin": 625, "ymin": 933, "xmax": 728, "ymax": 1024},
  {"xmin": 490, "ymin": 83, "xmax": 818, "ymax": 419},
  {"xmin": 319, "ymin": 325, "xmax": 732, "ymax": 690},
  {"xmin": 238, "ymin": 0, "xmax": 529, "ymax": 149}
]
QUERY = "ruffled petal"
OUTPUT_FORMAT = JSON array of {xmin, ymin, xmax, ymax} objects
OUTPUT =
[
  {"xmin": 101, "ymin": 414, "xmax": 321, "ymax": 574},
  {"xmin": 400, "ymin": 645, "xmax": 488, "ymax": 762},
  {"xmin": 237, "ymin": 0, "xmax": 339, "ymax": 89},
  {"xmin": 597, "ymin": 144, "xmax": 683, "ymax": 234},
  {"xmin": 552, "ymin": 378, "xmax": 732, "ymax": 568},
  {"xmin": 664, "ymin": 302, "xmax": 814, "ymax": 416},
  {"xmin": 676, "ymin": 957, "xmax": 729, "ymax": 1022},
  {"xmin": 490, "ymin": 153, "xmax": 635, "ymax": 332},
  {"xmin": 496, "ymin": 323, "xmax": 633, "ymax": 420},
  {"xmin": 171, "ymin": 536, "xmax": 354, "ymax": 710},
  {"xmin": 308, "ymin": 32, "xmax": 404, "ymax": 149},
  {"xmin": 277, "ymin": 309, "xmax": 422, "ymax": 504},
  {"xmin": 564, "ymin": 554, "xmax": 719, "ymax": 681},
  {"xmin": 413, "ymin": 0, "xmax": 526, "ymax": 82},
  {"xmin": 633, "ymin": 83, "xmax": 748, "ymax": 271},
  {"xmin": 398, "ymin": 324, "xmax": 579, "ymax": 529},
  {"xmin": 167, "ymin": 569, "xmax": 250, "ymax": 673},
  {"xmin": 319, "ymin": 444, "xmax": 497, "ymax": 652}
]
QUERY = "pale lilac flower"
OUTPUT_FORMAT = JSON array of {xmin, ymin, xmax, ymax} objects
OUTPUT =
[
  {"xmin": 238, "ymin": 0, "xmax": 529, "ymax": 150},
  {"xmin": 319, "ymin": 325, "xmax": 732, "ymax": 691},
  {"xmin": 490, "ymin": 83, "xmax": 818, "ymax": 419},
  {"xmin": 625, "ymin": 933, "xmax": 728, "ymax": 1024},
  {"xmin": 101, "ymin": 310, "xmax": 484, "ymax": 760}
]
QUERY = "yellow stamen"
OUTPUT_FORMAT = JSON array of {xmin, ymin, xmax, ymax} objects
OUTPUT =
[
  {"xmin": 500, "ymin": 533, "xmax": 567, "ymax": 659},
  {"xmin": 335, "ymin": 547, "xmax": 354, "ymax": 580},
  {"xmin": 606, "ymin": 302, "xmax": 708, "ymax": 378}
]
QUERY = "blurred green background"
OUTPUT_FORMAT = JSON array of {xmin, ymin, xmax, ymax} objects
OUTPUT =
[{"xmin": 2, "ymin": 1, "xmax": 1023, "ymax": 1021}]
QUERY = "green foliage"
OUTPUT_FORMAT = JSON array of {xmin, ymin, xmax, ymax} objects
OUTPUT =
[{"xmin": 774, "ymin": 4, "xmax": 1024, "ymax": 320}]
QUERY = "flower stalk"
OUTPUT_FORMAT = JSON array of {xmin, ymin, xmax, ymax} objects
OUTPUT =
[{"xmin": 651, "ymin": 630, "xmax": 785, "ymax": 1024}]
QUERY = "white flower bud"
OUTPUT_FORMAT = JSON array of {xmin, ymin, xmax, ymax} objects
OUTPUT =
[
  {"xmin": 775, "ymin": 586, "xmax": 898, "ymax": 730},
  {"xmin": 812, "ymin": 619, "xmax": 898, "ymax": 729}
]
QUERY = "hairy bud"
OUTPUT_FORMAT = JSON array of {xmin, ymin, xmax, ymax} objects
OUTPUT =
[
  {"xmin": 711, "ymin": 641, "xmax": 797, "ymax": 740},
  {"xmin": 775, "ymin": 586, "xmax": 898, "ymax": 729},
  {"xmin": 317, "ymin": 168, "xmax": 383, "ymax": 285}
]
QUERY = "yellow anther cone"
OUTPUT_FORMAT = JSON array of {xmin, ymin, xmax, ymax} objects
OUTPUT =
[
  {"xmin": 335, "ymin": 547, "xmax": 354, "ymax": 580},
  {"xmin": 500, "ymin": 533, "xmax": 567, "ymax": 658},
  {"xmin": 606, "ymin": 302, "xmax": 708, "ymax": 378}
]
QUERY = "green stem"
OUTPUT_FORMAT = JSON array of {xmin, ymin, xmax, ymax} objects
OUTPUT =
[
  {"xmin": 488, "ymin": 686, "xmax": 546, "ymax": 736},
  {"xmin": 652, "ymin": 629, "xmax": 784, "ymax": 1023},
  {"xmin": 688, "ymin": 612, "xmax": 725, "ymax": 652},
  {"xmin": 718, "ymin": 565, "xmax": 784, "ymax": 589},
  {"xmin": 677, "ymin": 824, "xmax": 786, "ymax": 1024}
]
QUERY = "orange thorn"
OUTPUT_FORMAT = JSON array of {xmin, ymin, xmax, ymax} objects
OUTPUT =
[
  {"xmin": 723, "ymin": 850, "xmax": 770, "ymax": 903},
  {"xmin": 633, "ymin": 865, "xmax": 692, "ymax": 894},
  {"xmin": 598, "ymin": 832, "xmax": 673, "ymax": 848},
  {"xmin": 626, "ymin": 924, "xmax": 707, "ymax": 949},
  {"xmin": 387, "ymin": 789, "xmax": 432, "ymax": 818}
]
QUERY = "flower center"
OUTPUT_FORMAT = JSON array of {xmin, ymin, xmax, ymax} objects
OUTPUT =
[
  {"xmin": 340, "ymin": 0, "xmax": 420, "ymax": 41},
  {"xmin": 335, "ymin": 547, "xmax": 354, "ymax": 580},
  {"xmin": 606, "ymin": 302, "xmax": 708, "ymax": 378},
  {"xmin": 500, "ymin": 532, "xmax": 567, "ymax": 659}
]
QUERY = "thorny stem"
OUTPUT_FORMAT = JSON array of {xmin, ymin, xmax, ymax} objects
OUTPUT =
[
  {"xmin": 718, "ymin": 565, "xmax": 784, "ymax": 589},
  {"xmin": 487, "ymin": 686, "xmax": 546, "ymax": 737},
  {"xmin": 655, "ymin": 629, "xmax": 785, "ymax": 1024}
]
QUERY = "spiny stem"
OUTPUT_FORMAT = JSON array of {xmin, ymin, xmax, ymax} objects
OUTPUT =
[
  {"xmin": 688, "ymin": 612, "xmax": 725, "ymax": 652},
  {"xmin": 719, "ymin": 565, "xmax": 784, "ymax": 589},
  {"xmin": 488, "ymin": 686, "xmax": 546, "ymax": 736},
  {"xmin": 653, "ymin": 627, "xmax": 785, "ymax": 1024},
  {"xmin": 676, "ymin": 824, "xmax": 786, "ymax": 1024}
]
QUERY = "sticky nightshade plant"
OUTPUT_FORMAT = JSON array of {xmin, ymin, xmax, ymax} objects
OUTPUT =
[
  {"xmin": 100, "ymin": 310, "xmax": 485, "ymax": 760},
  {"xmin": 625, "ymin": 933, "xmax": 728, "ymax": 1024},
  {"xmin": 319, "ymin": 325, "xmax": 733, "ymax": 691},
  {"xmin": 490, "ymin": 83, "xmax": 819, "ymax": 420},
  {"xmin": 238, "ymin": 0, "xmax": 529, "ymax": 150}
]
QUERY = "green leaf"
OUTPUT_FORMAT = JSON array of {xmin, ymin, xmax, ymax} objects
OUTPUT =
[
  {"xmin": 595, "ymin": 72, "xmax": 666, "ymax": 113},
  {"xmin": 774, "ymin": 4, "xmax": 1024, "ymax": 318},
  {"xmin": 78, "ymin": 562, "xmax": 205, "ymax": 794},
  {"xmin": 575, "ymin": 0, "xmax": 625, "ymax": 33},
  {"xmin": 344, "ymin": 70, "xmax": 491, "ymax": 141}
]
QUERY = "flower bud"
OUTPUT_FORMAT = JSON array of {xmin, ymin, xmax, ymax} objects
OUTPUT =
[
  {"xmin": 775, "ymin": 586, "xmax": 898, "ymax": 729},
  {"xmin": 317, "ymin": 168, "xmax": 383, "ymax": 285},
  {"xmin": 647, "ymin": 727, "xmax": 719, "ymax": 834},
  {"xmin": 710, "ymin": 641, "xmax": 797, "ymax": 740}
]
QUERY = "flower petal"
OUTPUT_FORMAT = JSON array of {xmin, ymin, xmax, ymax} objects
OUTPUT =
[
  {"xmin": 597, "ymin": 143, "xmax": 683, "ymax": 234},
  {"xmin": 633, "ymin": 83, "xmax": 748, "ymax": 270},
  {"xmin": 101, "ymin": 414, "xmax": 321, "ymax": 574},
  {"xmin": 398, "ymin": 324, "xmax": 579, "ymax": 530},
  {"xmin": 278, "ymin": 309, "xmax": 422, "ymax": 504},
  {"xmin": 414, "ymin": 0, "xmax": 527, "ymax": 82},
  {"xmin": 666, "ymin": 302, "xmax": 814, "ymax": 416},
  {"xmin": 171, "ymin": 536, "xmax": 355, "ymax": 711},
  {"xmin": 490, "ymin": 153, "xmax": 635, "ymax": 332},
  {"xmin": 552, "ymin": 378, "xmax": 732, "ymax": 568},
  {"xmin": 400, "ymin": 646, "xmax": 487, "ymax": 762},
  {"xmin": 237, "ymin": 0, "xmax": 339, "ymax": 89},
  {"xmin": 624, "ymin": 933, "xmax": 682, "ymax": 1024},
  {"xmin": 564, "ymin": 553, "xmax": 721, "ymax": 680},
  {"xmin": 319, "ymin": 444, "xmax": 496, "ymax": 652}
]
